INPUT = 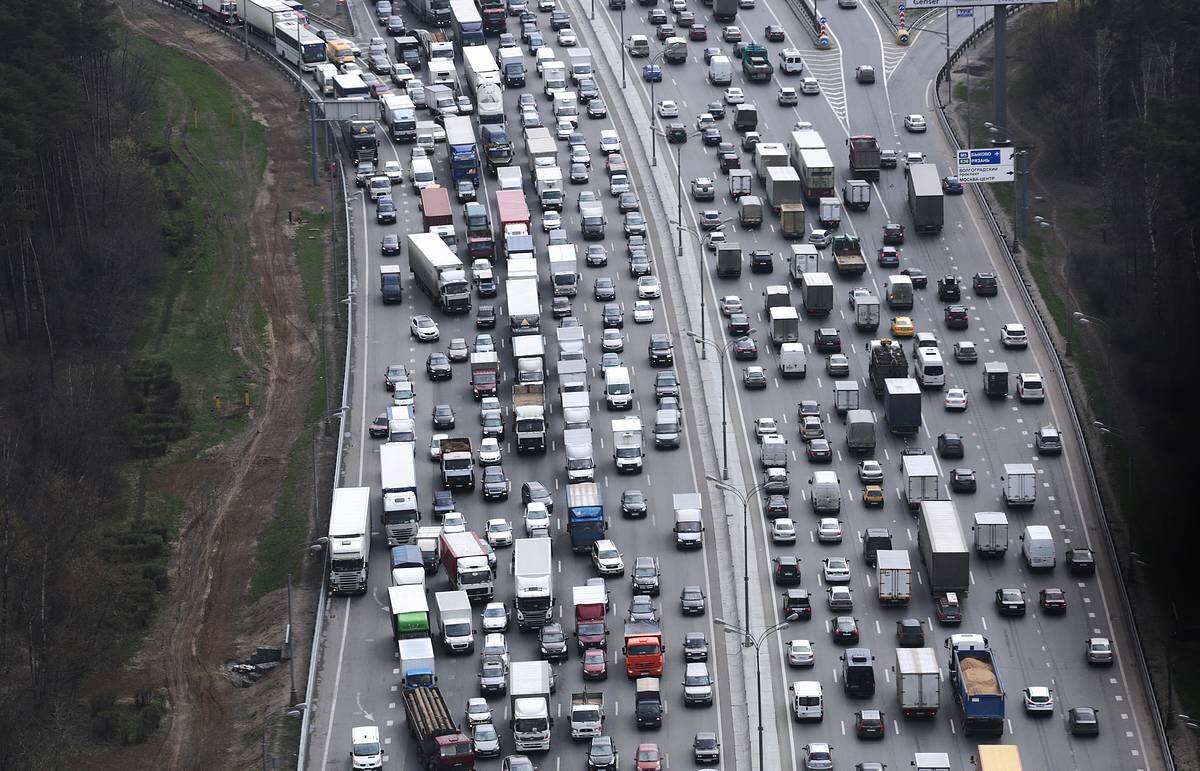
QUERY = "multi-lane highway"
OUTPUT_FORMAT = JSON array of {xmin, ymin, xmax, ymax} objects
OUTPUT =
[{"xmin": 302, "ymin": 0, "xmax": 1165, "ymax": 767}]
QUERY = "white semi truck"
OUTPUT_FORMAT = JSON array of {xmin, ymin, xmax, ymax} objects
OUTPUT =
[
  {"xmin": 379, "ymin": 441, "xmax": 419, "ymax": 545},
  {"xmin": 328, "ymin": 487, "xmax": 371, "ymax": 595}
]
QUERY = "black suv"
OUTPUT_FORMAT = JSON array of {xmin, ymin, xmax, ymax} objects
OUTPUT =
[
  {"xmin": 773, "ymin": 556, "xmax": 802, "ymax": 586},
  {"xmin": 621, "ymin": 489, "xmax": 648, "ymax": 518},
  {"xmin": 882, "ymin": 222, "xmax": 905, "ymax": 245},
  {"xmin": 1066, "ymin": 548, "xmax": 1096, "ymax": 575},
  {"xmin": 937, "ymin": 275, "xmax": 961, "ymax": 302},
  {"xmin": 750, "ymin": 249, "xmax": 773, "ymax": 272},
  {"xmin": 973, "ymin": 271, "xmax": 999, "ymax": 296},
  {"xmin": 781, "ymin": 587, "xmax": 811, "ymax": 620},
  {"xmin": 938, "ymin": 433, "xmax": 965, "ymax": 459},
  {"xmin": 666, "ymin": 122, "xmax": 688, "ymax": 143},
  {"xmin": 813, "ymin": 327, "xmax": 841, "ymax": 353},
  {"xmin": 475, "ymin": 304, "xmax": 496, "ymax": 329},
  {"xmin": 648, "ymin": 334, "xmax": 674, "ymax": 365},
  {"xmin": 632, "ymin": 556, "xmax": 660, "ymax": 594},
  {"xmin": 538, "ymin": 622, "xmax": 569, "ymax": 661}
]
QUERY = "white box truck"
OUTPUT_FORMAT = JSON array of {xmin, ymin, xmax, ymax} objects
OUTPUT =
[
  {"xmin": 380, "ymin": 441, "xmax": 420, "ymax": 545},
  {"xmin": 328, "ymin": 487, "xmax": 370, "ymax": 595},
  {"xmin": 769, "ymin": 306, "xmax": 800, "ymax": 344},
  {"xmin": 548, "ymin": 244, "xmax": 578, "ymax": 296},
  {"xmin": 612, "ymin": 418, "xmax": 644, "ymax": 473},
  {"xmin": 509, "ymin": 661, "xmax": 553, "ymax": 751},
  {"xmin": 972, "ymin": 512, "xmax": 1010, "ymax": 556},
  {"xmin": 876, "ymin": 549, "xmax": 912, "ymax": 605},
  {"xmin": 1003, "ymin": 463, "xmax": 1037, "ymax": 507},
  {"xmin": 896, "ymin": 647, "xmax": 940, "ymax": 718},
  {"xmin": 901, "ymin": 454, "xmax": 940, "ymax": 510},
  {"xmin": 434, "ymin": 590, "xmax": 474, "ymax": 654}
]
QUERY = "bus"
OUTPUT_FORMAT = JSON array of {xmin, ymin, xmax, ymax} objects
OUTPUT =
[
  {"xmin": 275, "ymin": 21, "xmax": 326, "ymax": 71},
  {"xmin": 450, "ymin": 0, "xmax": 485, "ymax": 47},
  {"xmin": 474, "ymin": 0, "xmax": 506, "ymax": 35},
  {"xmin": 332, "ymin": 73, "xmax": 370, "ymax": 100}
]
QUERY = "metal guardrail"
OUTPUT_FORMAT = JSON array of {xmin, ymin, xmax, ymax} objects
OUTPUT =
[{"xmin": 932, "ymin": 25, "xmax": 1176, "ymax": 771}]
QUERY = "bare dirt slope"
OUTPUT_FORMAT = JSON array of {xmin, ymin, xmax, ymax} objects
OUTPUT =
[{"xmin": 87, "ymin": 3, "xmax": 326, "ymax": 768}]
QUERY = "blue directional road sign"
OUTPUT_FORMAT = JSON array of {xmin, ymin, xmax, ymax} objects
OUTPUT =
[{"xmin": 955, "ymin": 147, "xmax": 1015, "ymax": 183}]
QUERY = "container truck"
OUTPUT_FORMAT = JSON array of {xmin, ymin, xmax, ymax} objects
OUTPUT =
[
  {"xmin": 328, "ymin": 487, "xmax": 370, "ymax": 595},
  {"xmin": 847, "ymin": 135, "xmax": 881, "ymax": 180},
  {"xmin": 463, "ymin": 45, "xmax": 501, "ymax": 93},
  {"xmin": 769, "ymin": 306, "xmax": 800, "ymax": 344},
  {"xmin": 480, "ymin": 124, "xmax": 514, "ymax": 175},
  {"xmin": 612, "ymin": 418, "xmax": 644, "ymax": 473},
  {"xmin": 512, "ymin": 383, "xmax": 547, "ymax": 452},
  {"xmin": 902, "ymin": 454, "xmax": 940, "ymax": 511},
  {"xmin": 842, "ymin": 179, "xmax": 871, "ymax": 211},
  {"xmin": 763, "ymin": 284, "xmax": 790, "ymax": 311},
  {"xmin": 469, "ymin": 351, "xmax": 499, "ymax": 399},
  {"xmin": 946, "ymin": 634, "xmax": 1005, "ymax": 735},
  {"xmin": 713, "ymin": 0, "xmax": 738, "ymax": 20},
  {"xmin": 580, "ymin": 202, "xmax": 607, "ymax": 240},
  {"xmin": 800, "ymin": 272, "xmax": 833, "ymax": 316},
  {"xmin": 1002, "ymin": 463, "xmax": 1037, "ymax": 507},
  {"xmin": 408, "ymin": 0, "xmax": 451, "ymax": 27},
  {"xmin": 514, "ymin": 538, "xmax": 554, "ymax": 629},
  {"xmin": 884, "ymin": 377, "xmax": 922, "ymax": 435},
  {"xmin": 788, "ymin": 244, "xmax": 818, "ymax": 280},
  {"xmin": 509, "ymin": 661, "xmax": 554, "ymax": 751},
  {"xmin": 379, "ymin": 265, "xmax": 403, "ymax": 304},
  {"xmin": 817, "ymin": 197, "xmax": 842, "ymax": 229},
  {"xmin": 796, "ymin": 147, "xmax": 835, "ymax": 202},
  {"xmin": 409, "ymin": 232, "xmax": 470, "ymax": 313},
  {"xmin": 380, "ymin": 93, "xmax": 418, "ymax": 142},
  {"xmin": 566, "ymin": 482, "xmax": 606, "ymax": 552},
  {"xmin": 558, "ymin": 359, "xmax": 589, "ymax": 393},
  {"xmin": 398, "ymin": 637, "xmax": 437, "ymax": 689},
  {"xmin": 569, "ymin": 692, "xmax": 605, "ymax": 739},
  {"xmin": 526, "ymin": 128, "xmax": 557, "ymax": 171},
  {"xmin": 729, "ymin": 168, "xmax": 753, "ymax": 198},
  {"xmin": 754, "ymin": 142, "xmax": 789, "ymax": 181},
  {"xmin": 973, "ymin": 512, "xmax": 1010, "ymax": 556},
  {"xmin": 907, "ymin": 163, "xmax": 945, "ymax": 233},
  {"xmin": 238, "ymin": 0, "xmax": 296, "ymax": 39},
  {"xmin": 507, "ymin": 278, "xmax": 541, "ymax": 335},
  {"xmin": 556, "ymin": 326, "xmax": 585, "ymax": 362},
  {"xmin": 780, "ymin": 203, "xmax": 806, "ymax": 239},
  {"xmin": 415, "ymin": 526, "xmax": 442, "ymax": 573},
  {"xmin": 496, "ymin": 190, "xmax": 530, "ymax": 241},
  {"xmin": 388, "ymin": 584, "xmax": 431, "ymax": 640},
  {"xmin": 401, "ymin": 686, "xmax": 474, "ymax": 768},
  {"xmin": 440, "ymin": 531, "xmax": 494, "ymax": 601},
  {"xmin": 834, "ymin": 380, "xmax": 860, "ymax": 414},
  {"xmin": 876, "ymin": 549, "xmax": 912, "ymax": 605},
  {"xmin": 850, "ymin": 289, "xmax": 880, "ymax": 331},
  {"xmin": 716, "ymin": 243, "xmax": 743, "ymax": 278},
  {"xmin": 443, "ymin": 116, "xmax": 479, "ymax": 184},
  {"xmin": 535, "ymin": 166, "xmax": 564, "ymax": 211},
  {"xmin": 738, "ymin": 196, "xmax": 764, "ymax": 228},
  {"xmin": 561, "ymin": 391, "xmax": 591, "ymax": 430},
  {"xmin": 434, "ymin": 590, "xmax": 475, "ymax": 654},
  {"xmin": 896, "ymin": 647, "xmax": 941, "ymax": 717},
  {"xmin": 380, "ymin": 442, "xmax": 419, "ymax": 545},
  {"xmin": 623, "ymin": 622, "xmax": 664, "ymax": 676},
  {"xmin": 831, "ymin": 234, "xmax": 866, "ymax": 276},
  {"xmin": 440, "ymin": 437, "xmax": 475, "ymax": 489},
  {"xmin": 572, "ymin": 585, "xmax": 609, "ymax": 652},
  {"xmin": 845, "ymin": 409, "xmax": 876, "ymax": 454},
  {"xmin": 548, "ymin": 244, "xmax": 578, "ymax": 295},
  {"xmin": 420, "ymin": 186, "xmax": 454, "ymax": 230},
  {"xmin": 765, "ymin": 166, "xmax": 803, "ymax": 212},
  {"xmin": 567, "ymin": 48, "xmax": 593, "ymax": 82},
  {"xmin": 564, "ymin": 428, "xmax": 595, "ymax": 482},
  {"xmin": 465, "ymin": 202, "xmax": 494, "ymax": 260},
  {"xmin": 983, "ymin": 361, "xmax": 1010, "ymax": 397},
  {"xmin": 918, "ymin": 501, "xmax": 970, "ymax": 594}
]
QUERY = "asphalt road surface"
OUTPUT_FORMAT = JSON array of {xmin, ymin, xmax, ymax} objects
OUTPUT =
[{"xmin": 302, "ymin": 0, "xmax": 1163, "ymax": 768}]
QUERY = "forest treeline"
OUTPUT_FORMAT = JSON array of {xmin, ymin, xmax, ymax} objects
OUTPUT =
[
  {"xmin": 0, "ymin": 0, "xmax": 177, "ymax": 762},
  {"xmin": 1016, "ymin": 1, "xmax": 1200, "ymax": 564}
]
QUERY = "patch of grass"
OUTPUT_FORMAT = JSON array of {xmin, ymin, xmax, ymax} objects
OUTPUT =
[
  {"xmin": 249, "ymin": 210, "xmax": 329, "ymax": 601},
  {"xmin": 128, "ymin": 33, "xmax": 269, "ymax": 455}
]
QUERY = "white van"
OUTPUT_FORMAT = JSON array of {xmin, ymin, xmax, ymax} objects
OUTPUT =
[
  {"xmin": 789, "ymin": 681, "xmax": 823, "ymax": 721},
  {"xmin": 1021, "ymin": 525, "xmax": 1056, "ymax": 570},
  {"xmin": 809, "ymin": 470, "xmax": 841, "ymax": 513},
  {"xmin": 553, "ymin": 91, "xmax": 579, "ymax": 119},
  {"xmin": 914, "ymin": 348, "xmax": 945, "ymax": 389},
  {"xmin": 315, "ymin": 62, "xmax": 338, "ymax": 96},
  {"xmin": 604, "ymin": 366, "xmax": 633, "ymax": 410},
  {"xmin": 707, "ymin": 55, "xmax": 733, "ymax": 86},
  {"xmin": 410, "ymin": 158, "xmax": 435, "ymax": 191},
  {"xmin": 351, "ymin": 726, "xmax": 383, "ymax": 769},
  {"xmin": 778, "ymin": 48, "xmax": 804, "ymax": 75},
  {"xmin": 778, "ymin": 342, "xmax": 807, "ymax": 378}
]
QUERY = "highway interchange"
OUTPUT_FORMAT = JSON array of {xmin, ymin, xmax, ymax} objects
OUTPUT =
[{"xmin": 300, "ymin": 0, "xmax": 1166, "ymax": 768}]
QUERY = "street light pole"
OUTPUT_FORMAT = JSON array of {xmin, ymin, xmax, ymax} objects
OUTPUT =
[
  {"xmin": 689, "ymin": 331, "xmax": 753, "ymax": 480},
  {"xmin": 714, "ymin": 618, "xmax": 790, "ymax": 771},
  {"xmin": 676, "ymin": 141, "xmax": 684, "ymax": 257},
  {"xmin": 707, "ymin": 478, "xmax": 771, "ymax": 631},
  {"xmin": 620, "ymin": 7, "xmax": 626, "ymax": 87}
]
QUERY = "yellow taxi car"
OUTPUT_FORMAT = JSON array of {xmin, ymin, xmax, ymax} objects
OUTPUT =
[
  {"xmin": 890, "ymin": 316, "xmax": 915, "ymax": 337},
  {"xmin": 862, "ymin": 485, "xmax": 885, "ymax": 507}
]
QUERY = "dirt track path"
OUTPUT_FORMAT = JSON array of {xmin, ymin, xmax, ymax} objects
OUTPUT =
[{"xmin": 104, "ymin": 4, "xmax": 325, "ymax": 768}]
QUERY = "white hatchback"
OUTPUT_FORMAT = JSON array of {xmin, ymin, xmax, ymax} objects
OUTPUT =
[{"xmin": 657, "ymin": 99, "xmax": 680, "ymax": 118}]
